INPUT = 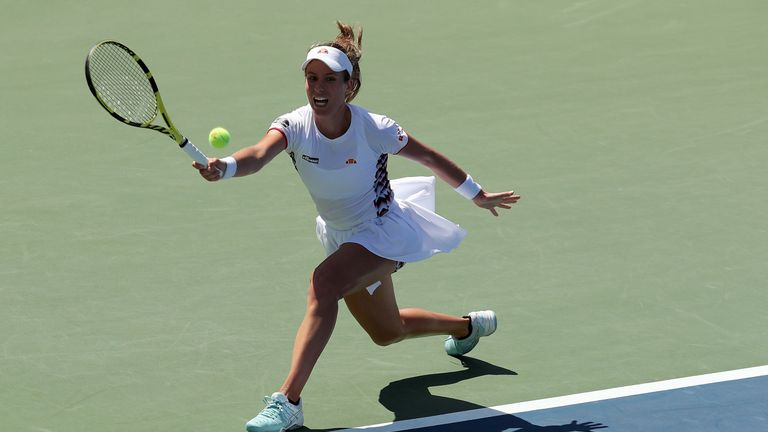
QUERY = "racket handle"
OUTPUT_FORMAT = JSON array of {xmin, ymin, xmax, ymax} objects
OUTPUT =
[{"xmin": 180, "ymin": 138, "xmax": 210, "ymax": 166}]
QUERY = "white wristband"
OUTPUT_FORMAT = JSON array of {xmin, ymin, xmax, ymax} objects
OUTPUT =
[
  {"xmin": 454, "ymin": 175, "xmax": 482, "ymax": 199},
  {"xmin": 221, "ymin": 156, "xmax": 237, "ymax": 179}
]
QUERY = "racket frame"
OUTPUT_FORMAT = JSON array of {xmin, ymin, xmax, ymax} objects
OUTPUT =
[{"xmin": 85, "ymin": 40, "xmax": 211, "ymax": 166}]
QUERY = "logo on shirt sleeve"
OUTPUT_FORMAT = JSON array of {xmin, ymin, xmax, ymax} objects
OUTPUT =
[
  {"xmin": 396, "ymin": 126, "xmax": 406, "ymax": 141},
  {"xmin": 273, "ymin": 117, "xmax": 290, "ymax": 128},
  {"xmin": 345, "ymin": 158, "xmax": 357, "ymax": 165}
]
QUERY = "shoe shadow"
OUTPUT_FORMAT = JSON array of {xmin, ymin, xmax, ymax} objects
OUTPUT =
[{"xmin": 299, "ymin": 356, "xmax": 606, "ymax": 431}]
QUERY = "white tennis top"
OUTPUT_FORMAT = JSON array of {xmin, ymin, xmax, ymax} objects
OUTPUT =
[{"xmin": 269, "ymin": 104, "xmax": 409, "ymax": 231}]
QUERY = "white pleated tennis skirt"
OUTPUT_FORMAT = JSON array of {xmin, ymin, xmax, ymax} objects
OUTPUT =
[{"xmin": 315, "ymin": 176, "xmax": 467, "ymax": 283}]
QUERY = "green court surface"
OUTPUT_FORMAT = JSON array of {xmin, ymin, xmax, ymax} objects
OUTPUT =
[{"xmin": 2, "ymin": 1, "xmax": 767, "ymax": 431}]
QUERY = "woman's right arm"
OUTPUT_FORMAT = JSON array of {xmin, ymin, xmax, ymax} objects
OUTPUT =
[{"xmin": 193, "ymin": 129, "xmax": 287, "ymax": 181}]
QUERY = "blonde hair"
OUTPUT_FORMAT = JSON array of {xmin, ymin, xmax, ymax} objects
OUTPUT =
[{"xmin": 310, "ymin": 21, "xmax": 363, "ymax": 102}]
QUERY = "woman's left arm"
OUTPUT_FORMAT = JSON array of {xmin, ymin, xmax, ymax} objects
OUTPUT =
[{"xmin": 397, "ymin": 136, "xmax": 521, "ymax": 216}]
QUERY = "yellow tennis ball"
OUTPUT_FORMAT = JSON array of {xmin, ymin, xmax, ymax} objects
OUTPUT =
[{"xmin": 208, "ymin": 127, "xmax": 230, "ymax": 148}]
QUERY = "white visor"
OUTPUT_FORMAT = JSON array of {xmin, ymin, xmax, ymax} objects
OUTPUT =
[{"xmin": 301, "ymin": 46, "xmax": 353, "ymax": 76}]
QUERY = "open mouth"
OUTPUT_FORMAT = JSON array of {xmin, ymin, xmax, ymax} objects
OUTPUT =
[{"xmin": 313, "ymin": 97, "xmax": 328, "ymax": 107}]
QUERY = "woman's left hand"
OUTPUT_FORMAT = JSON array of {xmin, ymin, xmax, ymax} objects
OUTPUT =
[{"xmin": 472, "ymin": 190, "xmax": 521, "ymax": 216}]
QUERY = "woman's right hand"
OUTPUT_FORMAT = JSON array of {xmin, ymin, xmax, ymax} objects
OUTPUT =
[{"xmin": 193, "ymin": 158, "xmax": 227, "ymax": 182}]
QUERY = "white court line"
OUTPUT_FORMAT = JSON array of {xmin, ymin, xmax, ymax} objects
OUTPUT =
[{"xmin": 339, "ymin": 364, "xmax": 768, "ymax": 431}]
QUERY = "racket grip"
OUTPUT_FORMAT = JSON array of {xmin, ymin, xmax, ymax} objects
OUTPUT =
[{"xmin": 180, "ymin": 138, "xmax": 210, "ymax": 166}]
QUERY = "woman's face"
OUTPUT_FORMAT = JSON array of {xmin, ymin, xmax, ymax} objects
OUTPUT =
[{"xmin": 304, "ymin": 60, "xmax": 352, "ymax": 116}]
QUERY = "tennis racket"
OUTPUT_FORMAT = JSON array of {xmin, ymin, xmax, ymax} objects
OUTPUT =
[{"xmin": 85, "ymin": 40, "xmax": 211, "ymax": 167}]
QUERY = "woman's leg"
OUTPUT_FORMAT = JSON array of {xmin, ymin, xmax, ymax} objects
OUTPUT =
[
  {"xmin": 278, "ymin": 243, "xmax": 398, "ymax": 402},
  {"xmin": 344, "ymin": 275, "xmax": 471, "ymax": 346}
]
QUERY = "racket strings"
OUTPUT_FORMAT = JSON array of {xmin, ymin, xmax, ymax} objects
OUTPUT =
[{"xmin": 88, "ymin": 43, "xmax": 157, "ymax": 124}]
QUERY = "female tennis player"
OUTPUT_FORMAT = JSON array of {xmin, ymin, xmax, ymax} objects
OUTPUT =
[{"xmin": 194, "ymin": 22, "xmax": 520, "ymax": 432}]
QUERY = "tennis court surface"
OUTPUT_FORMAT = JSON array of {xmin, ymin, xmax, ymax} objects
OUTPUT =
[{"xmin": 2, "ymin": 1, "xmax": 767, "ymax": 431}]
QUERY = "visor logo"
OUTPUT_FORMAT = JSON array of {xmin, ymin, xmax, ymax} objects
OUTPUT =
[{"xmin": 318, "ymin": 48, "xmax": 329, "ymax": 54}]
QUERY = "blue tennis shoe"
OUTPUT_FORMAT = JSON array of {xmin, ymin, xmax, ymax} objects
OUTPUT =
[
  {"xmin": 245, "ymin": 392, "xmax": 303, "ymax": 432},
  {"xmin": 444, "ymin": 310, "xmax": 497, "ymax": 356}
]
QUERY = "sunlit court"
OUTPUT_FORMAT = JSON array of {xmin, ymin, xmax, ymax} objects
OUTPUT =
[{"xmin": 2, "ymin": 1, "xmax": 766, "ymax": 431}]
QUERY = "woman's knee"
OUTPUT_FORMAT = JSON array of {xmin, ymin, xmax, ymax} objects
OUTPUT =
[{"xmin": 368, "ymin": 327, "xmax": 405, "ymax": 346}]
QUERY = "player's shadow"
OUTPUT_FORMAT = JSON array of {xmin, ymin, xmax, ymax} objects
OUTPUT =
[
  {"xmin": 376, "ymin": 356, "xmax": 607, "ymax": 431},
  {"xmin": 300, "ymin": 356, "xmax": 606, "ymax": 431},
  {"xmin": 379, "ymin": 355, "xmax": 519, "ymax": 420}
]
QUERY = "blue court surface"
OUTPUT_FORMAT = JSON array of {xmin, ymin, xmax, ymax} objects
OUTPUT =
[{"xmin": 338, "ymin": 365, "xmax": 768, "ymax": 432}]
